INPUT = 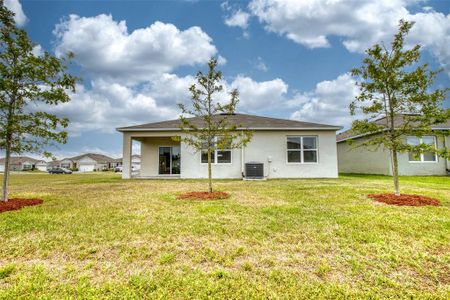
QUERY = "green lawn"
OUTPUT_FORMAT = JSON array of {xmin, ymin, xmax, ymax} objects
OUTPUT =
[{"xmin": 0, "ymin": 173, "xmax": 449, "ymax": 299}]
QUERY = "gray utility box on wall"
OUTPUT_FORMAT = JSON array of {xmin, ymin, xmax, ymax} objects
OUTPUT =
[{"xmin": 245, "ymin": 162, "xmax": 264, "ymax": 179}]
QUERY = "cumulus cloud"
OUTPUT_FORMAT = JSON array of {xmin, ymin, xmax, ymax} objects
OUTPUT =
[
  {"xmin": 225, "ymin": 9, "xmax": 251, "ymax": 29},
  {"xmin": 248, "ymin": 0, "xmax": 450, "ymax": 75},
  {"xmin": 4, "ymin": 0, "xmax": 27, "ymax": 26},
  {"xmin": 30, "ymin": 80, "xmax": 179, "ymax": 134},
  {"xmin": 222, "ymin": 1, "xmax": 251, "ymax": 38},
  {"xmin": 54, "ymin": 14, "xmax": 218, "ymax": 82},
  {"xmin": 231, "ymin": 76, "xmax": 287, "ymax": 110},
  {"xmin": 289, "ymin": 73, "xmax": 360, "ymax": 128}
]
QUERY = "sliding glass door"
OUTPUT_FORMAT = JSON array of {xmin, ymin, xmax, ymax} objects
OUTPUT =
[{"xmin": 159, "ymin": 146, "xmax": 180, "ymax": 175}]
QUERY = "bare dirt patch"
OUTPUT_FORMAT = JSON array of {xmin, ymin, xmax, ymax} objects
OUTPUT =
[
  {"xmin": 0, "ymin": 198, "xmax": 43, "ymax": 213},
  {"xmin": 177, "ymin": 191, "xmax": 230, "ymax": 200},
  {"xmin": 368, "ymin": 194, "xmax": 440, "ymax": 207}
]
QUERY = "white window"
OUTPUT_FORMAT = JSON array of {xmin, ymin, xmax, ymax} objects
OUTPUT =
[
  {"xmin": 287, "ymin": 136, "xmax": 318, "ymax": 163},
  {"xmin": 407, "ymin": 136, "xmax": 437, "ymax": 163},
  {"xmin": 201, "ymin": 137, "xmax": 232, "ymax": 164}
]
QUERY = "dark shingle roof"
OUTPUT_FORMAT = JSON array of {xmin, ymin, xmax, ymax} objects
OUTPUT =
[
  {"xmin": 117, "ymin": 113, "xmax": 341, "ymax": 132},
  {"xmin": 0, "ymin": 156, "xmax": 39, "ymax": 164},
  {"xmin": 337, "ymin": 114, "xmax": 450, "ymax": 142}
]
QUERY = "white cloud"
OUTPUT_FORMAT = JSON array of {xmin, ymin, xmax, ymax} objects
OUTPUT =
[
  {"xmin": 32, "ymin": 45, "xmax": 44, "ymax": 56},
  {"xmin": 253, "ymin": 56, "xmax": 268, "ymax": 72},
  {"xmin": 289, "ymin": 73, "xmax": 359, "ymax": 128},
  {"xmin": 54, "ymin": 14, "xmax": 218, "ymax": 82},
  {"xmin": 4, "ymin": 0, "xmax": 27, "ymax": 26},
  {"xmin": 249, "ymin": 0, "xmax": 450, "ymax": 75},
  {"xmin": 225, "ymin": 9, "xmax": 251, "ymax": 29},
  {"xmin": 31, "ymin": 80, "xmax": 179, "ymax": 134},
  {"xmin": 222, "ymin": 1, "xmax": 251, "ymax": 38},
  {"xmin": 231, "ymin": 75, "xmax": 288, "ymax": 110}
]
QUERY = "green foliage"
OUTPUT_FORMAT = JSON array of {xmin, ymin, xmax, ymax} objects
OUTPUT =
[
  {"xmin": 349, "ymin": 20, "xmax": 449, "ymax": 194},
  {"xmin": 176, "ymin": 58, "xmax": 253, "ymax": 192},
  {"xmin": 0, "ymin": 2, "xmax": 77, "ymax": 200}
]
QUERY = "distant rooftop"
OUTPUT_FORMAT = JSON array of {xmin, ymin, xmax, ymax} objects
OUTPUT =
[
  {"xmin": 117, "ymin": 113, "xmax": 341, "ymax": 132},
  {"xmin": 337, "ymin": 114, "xmax": 450, "ymax": 142}
]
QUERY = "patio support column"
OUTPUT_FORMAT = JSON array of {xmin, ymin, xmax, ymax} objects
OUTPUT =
[{"xmin": 122, "ymin": 133, "xmax": 132, "ymax": 179}]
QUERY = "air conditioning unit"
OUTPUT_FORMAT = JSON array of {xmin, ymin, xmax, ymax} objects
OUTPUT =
[{"xmin": 245, "ymin": 162, "xmax": 264, "ymax": 179}]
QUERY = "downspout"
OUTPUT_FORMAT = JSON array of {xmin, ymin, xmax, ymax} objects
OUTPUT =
[
  {"xmin": 444, "ymin": 134, "xmax": 449, "ymax": 175},
  {"xmin": 241, "ymin": 146, "xmax": 245, "ymax": 179}
]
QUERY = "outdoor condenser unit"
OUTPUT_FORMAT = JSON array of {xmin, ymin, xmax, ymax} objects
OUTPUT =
[{"xmin": 245, "ymin": 162, "xmax": 264, "ymax": 179}]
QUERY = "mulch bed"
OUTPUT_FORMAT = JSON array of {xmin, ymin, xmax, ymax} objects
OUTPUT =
[
  {"xmin": 368, "ymin": 193, "xmax": 440, "ymax": 207},
  {"xmin": 0, "ymin": 198, "xmax": 43, "ymax": 213},
  {"xmin": 177, "ymin": 191, "xmax": 230, "ymax": 200}
]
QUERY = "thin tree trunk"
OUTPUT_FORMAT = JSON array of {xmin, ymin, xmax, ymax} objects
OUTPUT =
[
  {"xmin": 2, "ymin": 136, "xmax": 12, "ymax": 202},
  {"xmin": 391, "ymin": 148, "xmax": 400, "ymax": 196},
  {"xmin": 207, "ymin": 149, "xmax": 212, "ymax": 193}
]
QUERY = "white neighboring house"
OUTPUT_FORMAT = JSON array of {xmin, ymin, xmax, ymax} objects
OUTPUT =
[
  {"xmin": 0, "ymin": 156, "xmax": 46, "ymax": 172},
  {"xmin": 114, "ymin": 155, "xmax": 141, "ymax": 171},
  {"xmin": 35, "ymin": 160, "xmax": 48, "ymax": 171},
  {"xmin": 52, "ymin": 153, "xmax": 115, "ymax": 172},
  {"xmin": 117, "ymin": 113, "xmax": 341, "ymax": 179}
]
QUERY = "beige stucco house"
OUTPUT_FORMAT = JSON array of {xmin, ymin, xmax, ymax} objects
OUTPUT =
[
  {"xmin": 117, "ymin": 113, "xmax": 341, "ymax": 179},
  {"xmin": 0, "ymin": 156, "xmax": 45, "ymax": 172},
  {"xmin": 337, "ymin": 115, "xmax": 450, "ymax": 176},
  {"xmin": 55, "ymin": 153, "xmax": 115, "ymax": 172}
]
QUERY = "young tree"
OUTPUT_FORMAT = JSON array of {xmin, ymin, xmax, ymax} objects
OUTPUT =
[
  {"xmin": 0, "ymin": 2, "xmax": 77, "ymax": 201},
  {"xmin": 177, "ymin": 58, "xmax": 253, "ymax": 193},
  {"xmin": 349, "ymin": 20, "xmax": 449, "ymax": 196}
]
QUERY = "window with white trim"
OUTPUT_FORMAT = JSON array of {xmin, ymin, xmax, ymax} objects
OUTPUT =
[
  {"xmin": 287, "ymin": 136, "xmax": 318, "ymax": 163},
  {"xmin": 201, "ymin": 137, "xmax": 232, "ymax": 164},
  {"xmin": 407, "ymin": 136, "xmax": 437, "ymax": 162}
]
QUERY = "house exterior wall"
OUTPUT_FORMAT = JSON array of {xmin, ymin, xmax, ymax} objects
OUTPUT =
[
  {"xmin": 337, "ymin": 136, "xmax": 392, "ymax": 175},
  {"xmin": 397, "ymin": 135, "xmax": 448, "ymax": 176},
  {"xmin": 337, "ymin": 134, "xmax": 449, "ymax": 175},
  {"xmin": 132, "ymin": 130, "xmax": 338, "ymax": 179},
  {"xmin": 243, "ymin": 130, "xmax": 338, "ymax": 178},
  {"xmin": 35, "ymin": 162, "xmax": 47, "ymax": 171},
  {"xmin": 140, "ymin": 136, "xmax": 180, "ymax": 177}
]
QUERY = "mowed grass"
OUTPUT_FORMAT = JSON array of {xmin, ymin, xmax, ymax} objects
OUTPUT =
[{"xmin": 0, "ymin": 173, "xmax": 449, "ymax": 299}]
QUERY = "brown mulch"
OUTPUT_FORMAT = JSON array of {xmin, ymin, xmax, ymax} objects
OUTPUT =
[
  {"xmin": 368, "ymin": 193, "xmax": 440, "ymax": 207},
  {"xmin": 0, "ymin": 198, "xmax": 44, "ymax": 213},
  {"xmin": 177, "ymin": 191, "xmax": 230, "ymax": 200}
]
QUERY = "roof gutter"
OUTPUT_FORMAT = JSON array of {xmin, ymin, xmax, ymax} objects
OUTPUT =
[{"xmin": 116, "ymin": 126, "xmax": 342, "ymax": 132}]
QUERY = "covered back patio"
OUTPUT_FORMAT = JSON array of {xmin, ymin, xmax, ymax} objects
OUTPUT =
[{"xmin": 122, "ymin": 131, "xmax": 181, "ymax": 179}]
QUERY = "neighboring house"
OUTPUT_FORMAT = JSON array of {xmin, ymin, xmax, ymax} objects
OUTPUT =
[
  {"xmin": 114, "ymin": 155, "xmax": 141, "ymax": 170},
  {"xmin": 337, "ymin": 114, "xmax": 450, "ymax": 176},
  {"xmin": 35, "ymin": 160, "xmax": 48, "ymax": 171},
  {"xmin": 60, "ymin": 153, "xmax": 114, "ymax": 172},
  {"xmin": 51, "ymin": 153, "xmax": 116, "ymax": 172},
  {"xmin": 47, "ymin": 160, "xmax": 61, "ymax": 170},
  {"xmin": 117, "ymin": 113, "xmax": 341, "ymax": 179},
  {"xmin": 0, "ymin": 156, "xmax": 40, "ymax": 172}
]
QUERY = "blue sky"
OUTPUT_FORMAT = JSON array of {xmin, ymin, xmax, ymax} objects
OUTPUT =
[{"xmin": 5, "ymin": 0, "xmax": 450, "ymax": 159}]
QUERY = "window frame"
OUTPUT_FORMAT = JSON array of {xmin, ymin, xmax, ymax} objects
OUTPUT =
[
  {"xmin": 200, "ymin": 137, "xmax": 232, "ymax": 165},
  {"xmin": 407, "ymin": 135, "xmax": 438, "ymax": 163},
  {"xmin": 286, "ymin": 135, "xmax": 319, "ymax": 164}
]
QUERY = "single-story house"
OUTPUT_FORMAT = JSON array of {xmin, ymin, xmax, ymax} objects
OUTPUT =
[
  {"xmin": 113, "ymin": 155, "xmax": 141, "ymax": 170},
  {"xmin": 35, "ymin": 160, "xmax": 48, "ymax": 171},
  {"xmin": 337, "ymin": 114, "xmax": 450, "ymax": 175},
  {"xmin": 117, "ymin": 113, "xmax": 341, "ymax": 179},
  {"xmin": 0, "ymin": 156, "xmax": 42, "ymax": 172},
  {"xmin": 53, "ymin": 153, "xmax": 116, "ymax": 172}
]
